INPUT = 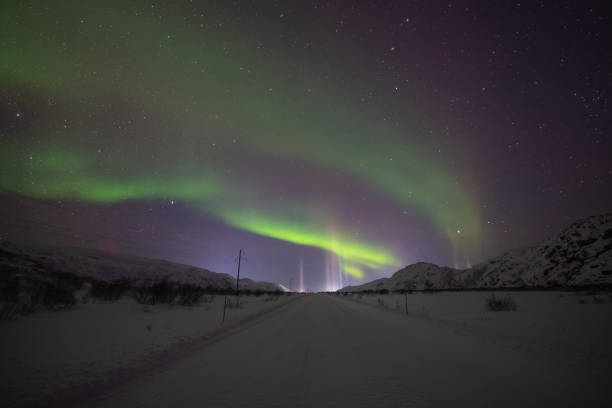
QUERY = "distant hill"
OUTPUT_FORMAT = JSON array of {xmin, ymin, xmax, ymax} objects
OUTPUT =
[
  {"xmin": 0, "ymin": 242, "xmax": 283, "ymax": 292},
  {"xmin": 341, "ymin": 213, "xmax": 612, "ymax": 292}
]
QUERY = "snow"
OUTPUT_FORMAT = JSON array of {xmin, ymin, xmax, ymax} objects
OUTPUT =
[
  {"xmin": 77, "ymin": 294, "xmax": 612, "ymax": 407},
  {"xmin": 0, "ymin": 294, "xmax": 296, "ymax": 406},
  {"xmin": 343, "ymin": 290, "xmax": 612, "ymax": 374},
  {"xmin": 2, "ymin": 292, "xmax": 611, "ymax": 406}
]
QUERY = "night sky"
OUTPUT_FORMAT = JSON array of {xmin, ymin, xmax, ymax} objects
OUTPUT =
[{"xmin": 1, "ymin": 1, "xmax": 611, "ymax": 291}]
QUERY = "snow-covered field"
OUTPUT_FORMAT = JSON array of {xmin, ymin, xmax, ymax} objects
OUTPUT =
[
  {"xmin": 343, "ymin": 291, "xmax": 612, "ymax": 375},
  {"xmin": 0, "ymin": 293, "xmax": 296, "ymax": 407},
  {"xmin": 81, "ymin": 293, "xmax": 612, "ymax": 407},
  {"xmin": 2, "ymin": 291, "xmax": 611, "ymax": 407}
]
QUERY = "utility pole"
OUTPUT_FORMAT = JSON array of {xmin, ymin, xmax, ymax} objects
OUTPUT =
[
  {"xmin": 222, "ymin": 295, "xmax": 227, "ymax": 323},
  {"xmin": 235, "ymin": 249, "xmax": 244, "ymax": 307}
]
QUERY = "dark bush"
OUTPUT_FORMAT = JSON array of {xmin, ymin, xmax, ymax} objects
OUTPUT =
[
  {"xmin": 0, "ymin": 273, "xmax": 79, "ymax": 319},
  {"xmin": 132, "ymin": 286, "xmax": 153, "ymax": 304},
  {"xmin": 150, "ymin": 280, "xmax": 176, "ymax": 304},
  {"xmin": 0, "ymin": 303, "xmax": 18, "ymax": 320},
  {"xmin": 90, "ymin": 279, "xmax": 130, "ymax": 301},
  {"xmin": 263, "ymin": 295, "xmax": 276, "ymax": 302},
  {"xmin": 132, "ymin": 281, "xmax": 212, "ymax": 306},
  {"xmin": 132, "ymin": 282, "xmax": 172, "ymax": 305},
  {"xmin": 0, "ymin": 276, "xmax": 21, "ymax": 303},
  {"xmin": 175, "ymin": 284, "xmax": 206, "ymax": 306},
  {"xmin": 41, "ymin": 281, "xmax": 77, "ymax": 309},
  {"xmin": 485, "ymin": 294, "xmax": 517, "ymax": 311}
]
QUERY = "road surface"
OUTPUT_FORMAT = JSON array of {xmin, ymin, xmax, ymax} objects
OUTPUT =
[{"xmin": 85, "ymin": 294, "xmax": 611, "ymax": 407}]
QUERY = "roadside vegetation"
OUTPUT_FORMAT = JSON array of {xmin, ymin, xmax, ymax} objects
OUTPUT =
[
  {"xmin": 484, "ymin": 293, "xmax": 517, "ymax": 311},
  {"xmin": 0, "ymin": 266, "xmax": 287, "ymax": 321}
]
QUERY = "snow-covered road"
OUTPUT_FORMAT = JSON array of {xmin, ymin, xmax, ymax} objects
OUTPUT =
[{"xmin": 84, "ymin": 294, "xmax": 611, "ymax": 407}]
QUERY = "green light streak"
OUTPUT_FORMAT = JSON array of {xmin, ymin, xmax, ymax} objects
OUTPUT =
[
  {"xmin": 219, "ymin": 210, "xmax": 398, "ymax": 269},
  {"xmin": 342, "ymin": 265, "xmax": 364, "ymax": 279},
  {"xmin": 0, "ymin": 143, "xmax": 219, "ymax": 204}
]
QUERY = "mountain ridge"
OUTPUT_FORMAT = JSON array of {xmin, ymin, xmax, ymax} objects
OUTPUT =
[
  {"xmin": 341, "ymin": 213, "xmax": 612, "ymax": 292},
  {"xmin": 0, "ymin": 242, "xmax": 284, "ymax": 292}
]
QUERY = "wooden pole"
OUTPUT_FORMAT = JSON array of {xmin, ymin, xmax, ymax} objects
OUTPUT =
[
  {"xmin": 222, "ymin": 295, "xmax": 227, "ymax": 323},
  {"xmin": 235, "ymin": 249, "xmax": 242, "ymax": 307}
]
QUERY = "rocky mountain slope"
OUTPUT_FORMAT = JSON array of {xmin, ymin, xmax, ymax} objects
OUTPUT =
[
  {"xmin": 0, "ymin": 242, "xmax": 283, "ymax": 292},
  {"xmin": 342, "ymin": 213, "xmax": 612, "ymax": 291}
]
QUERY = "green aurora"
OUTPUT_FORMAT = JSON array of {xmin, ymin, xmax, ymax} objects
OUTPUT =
[{"xmin": 0, "ymin": 1, "xmax": 481, "ymax": 277}]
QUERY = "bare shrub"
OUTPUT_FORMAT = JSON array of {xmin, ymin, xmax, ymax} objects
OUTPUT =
[
  {"xmin": 485, "ymin": 293, "xmax": 517, "ymax": 311},
  {"xmin": 132, "ymin": 280, "xmax": 208, "ymax": 306},
  {"xmin": 0, "ymin": 303, "xmax": 18, "ymax": 321},
  {"xmin": 175, "ymin": 284, "xmax": 207, "ymax": 306},
  {"xmin": 201, "ymin": 294, "xmax": 215, "ymax": 304},
  {"xmin": 90, "ymin": 279, "xmax": 130, "ymax": 302},
  {"xmin": 132, "ymin": 286, "xmax": 154, "ymax": 304},
  {"xmin": 0, "ymin": 273, "xmax": 77, "ymax": 319},
  {"xmin": 150, "ymin": 280, "xmax": 176, "ymax": 304},
  {"xmin": 226, "ymin": 297, "xmax": 237, "ymax": 308},
  {"xmin": 41, "ymin": 281, "xmax": 77, "ymax": 309}
]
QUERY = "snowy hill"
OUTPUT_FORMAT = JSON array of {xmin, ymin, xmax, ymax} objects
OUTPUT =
[
  {"xmin": 0, "ymin": 242, "xmax": 283, "ymax": 292},
  {"xmin": 341, "ymin": 263, "xmax": 471, "ymax": 292},
  {"xmin": 342, "ymin": 213, "xmax": 612, "ymax": 291},
  {"xmin": 474, "ymin": 213, "xmax": 612, "ymax": 288}
]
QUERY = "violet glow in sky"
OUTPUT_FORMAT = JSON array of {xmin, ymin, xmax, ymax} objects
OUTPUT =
[{"xmin": 1, "ymin": 1, "xmax": 611, "ymax": 291}]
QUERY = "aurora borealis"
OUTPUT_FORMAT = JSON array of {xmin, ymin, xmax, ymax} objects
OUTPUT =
[{"xmin": 1, "ymin": 1, "xmax": 611, "ymax": 290}]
